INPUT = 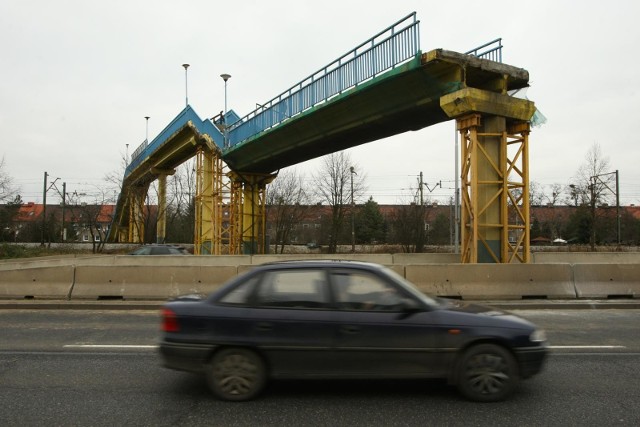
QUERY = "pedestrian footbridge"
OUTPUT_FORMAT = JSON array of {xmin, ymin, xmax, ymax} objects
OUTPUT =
[{"xmin": 108, "ymin": 12, "xmax": 536, "ymax": 263}]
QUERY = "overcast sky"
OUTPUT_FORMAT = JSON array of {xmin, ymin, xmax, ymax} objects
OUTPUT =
[{"xmin": 2, "ymin": 0, "xmax": 639, "ymax": 206}]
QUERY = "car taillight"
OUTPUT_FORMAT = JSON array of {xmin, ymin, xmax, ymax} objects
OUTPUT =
[{"xmin": 161, "ymin": 308, "xmax": 180, "ymax": 332}]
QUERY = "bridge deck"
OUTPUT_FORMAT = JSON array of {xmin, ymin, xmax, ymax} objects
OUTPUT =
[{"xmin": 222, "ymin": 49, "xmax": 530, "ymax": 173}]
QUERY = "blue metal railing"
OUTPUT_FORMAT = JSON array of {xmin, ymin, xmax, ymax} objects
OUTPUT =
[
  {"xmin": 126, "ymin": 105, "xmax": 223, "ymax": 175},
  {"xmin": 465, "ymin": 38, "xmax": 503, "ymax": 62},
  {"xmin": 227, "ymin": 12, "xmax": 421, "ymax": 146}
]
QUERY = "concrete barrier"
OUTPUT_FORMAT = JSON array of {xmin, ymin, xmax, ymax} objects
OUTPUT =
[
  {"xmin": 0, "ymin": 266, "xmax": 74, "ymax": 299},
  {"xmin": 71, "ymin": 265, "xmax": 238, "ymax": 300},
  {"xmin": 573, "ymin": 264, "xmax": 640, "ymax": 298},
  {"xmin": 109, "ymin": 255, "xmax": 251, "ymax": 267},
  {"xmin": 0, "ymin": 255, "xmax": 109, "ymax": 270},
  {"xmin": 2, "ymin": 254, "xmax": 639, "ymax": 301},
  {"xmin": 533, "ymin": 252, "xmax": 640, "ymax": 264},
  {"xmin": 404, "ymin": 264, "xmax": 576, "ymax": 300},
  {"xmin": 392, "ymin": 253, "xmax": 460, "ymax": 264},
  {"xmin": 251, "ymin": 254, "xmax": 394, "ymax": 265}
]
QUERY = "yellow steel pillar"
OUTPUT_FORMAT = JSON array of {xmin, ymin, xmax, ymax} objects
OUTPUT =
[
  {"xmin": 458, "ymin": 114, "xmax": 531, "ymax": 263},
  {"xmin": 459, "ymin": 114, "xmax": 480, "ymax": 263},
  {"xmin": 442, "ymin": 87, "xmax": 535, "ymax": 263},
  {"xmin": 127, "ymin": 185, "xmax": 148, "ymax": 243},
  {"xmin": 505, "ymin": 121, "xmax": 531, "ymax": 263},
  {"xmin": 194, "ymin": 148, "xmax": 215, "ymax": 254},
  {"xmin": 194, "ymin": 147, "xmax": 241, "ymax": 255},
  {"xmin": 228, "ymin": 177, "xmax": 243, "ymax": 255},
  {"xmin": 229, "ymin": 173, "xmax": 276, "ymax": 255}
]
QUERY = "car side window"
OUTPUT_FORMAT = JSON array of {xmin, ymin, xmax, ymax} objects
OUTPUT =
[
  {"xmin": 256, "ymin": 269, "xmax": 328, "ymax": 309},
  {"xmin": 331, "ymin": 270, "xmax": 404, "ymax": 311},
  {"xmin": 219, "ymin": 275, "xmax": 260, "ymax": 305}
]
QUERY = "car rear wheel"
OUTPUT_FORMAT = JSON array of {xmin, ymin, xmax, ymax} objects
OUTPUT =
[
  {"xmin": 457, "ymin": 344, "xmax": 518, "ymax": 402},
  {"xmin": 207, "ymin": 348, "xmax": 266, "ymax": 401}
]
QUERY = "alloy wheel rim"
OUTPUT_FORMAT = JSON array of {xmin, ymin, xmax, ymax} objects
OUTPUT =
[
  {"xmin": 213, "ymin": 354, "xmax": 259, "ymax": 396},
  {"xmin": 465, "ymin": 353, "xmax": 510, "ymax": 395}
]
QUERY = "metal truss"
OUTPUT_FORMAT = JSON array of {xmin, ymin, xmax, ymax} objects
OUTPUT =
[
  {"xmin": 459, "ymin": 114, "xmax": 530, "ymax": 263},
  {"xmin": 228, "ymin": 172, "xmax": 276, "ymax": 255},
  {"xmin": 194, "ymin": 147, "xmax": 240, "ymax": 255}
]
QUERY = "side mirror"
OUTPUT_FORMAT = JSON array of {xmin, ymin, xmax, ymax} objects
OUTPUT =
[{"xmin": 401, "ymin": 298, "xmax": 423, "ymax": 313}]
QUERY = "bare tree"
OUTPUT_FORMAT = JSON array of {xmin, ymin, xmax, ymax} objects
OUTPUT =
[
  {"xmin": 0, "ymin": 156, "xmax": 19, "ymax": 203},
  {"xmin": 66, "ymin": 186, "xmax": 113, "ymax": 253},
  {"xmin": 166, "ymin": 160, "xmax": 196, "ymax": 243},
  {"xmin": 573, "ymin": 143, "xmax": 615, "ymax": 249},
  {"xmin": 389, "ymin": 183, "xmax": 434, "ymax": 252},
  {"xmin": 266, "ymin": 169, "xmax": 310, "ymax": 253},
  {"xmin": 529, "ymin": 181, "xmax": 545, "ymax": 206},
  {"xmin": 103, "ymin": 150, "xmax": 129, "ymax": 202},
  {"xmin": 313, "ymin": 152, "xmax": 365, "ymax": 253},
  {"xmin": 548, "ymin": 183, "xmax": 563, "ymax": 205}
]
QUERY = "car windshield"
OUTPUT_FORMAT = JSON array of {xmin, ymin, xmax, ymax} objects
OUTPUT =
[{"xmin": 378, "ymin": 265, "xmax": 439, "ymax": 307}]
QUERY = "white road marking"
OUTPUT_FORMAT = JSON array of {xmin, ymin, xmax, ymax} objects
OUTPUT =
[
  {"xmin": 62, "ymin": 344, "xmax": 627, "ymax": 350},
  {"xmin": 549, "ymin": 345, "xmax": 627, "ymax": 349},
  {"xmin": 63, "ymin": 344, "xmax": 158, "ymax": 349}
]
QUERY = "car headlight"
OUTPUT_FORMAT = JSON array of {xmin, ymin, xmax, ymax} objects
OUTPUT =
[{"xmin": 529, "ymin": 329, "xmax": 547, "ymax": 343}]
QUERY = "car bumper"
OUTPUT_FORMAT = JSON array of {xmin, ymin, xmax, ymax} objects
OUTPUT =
[
  {"xmin": 159, "ymin": 341, "xmax": 216, "ymax": 373},
  {"xmin": 514, "ymin": 345, "xmax": 547, "ymax": 378}
]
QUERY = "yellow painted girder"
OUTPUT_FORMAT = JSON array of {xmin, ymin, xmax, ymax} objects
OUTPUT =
[{"xmin": 441, "ymin": 88, "xmax": 536, "ymax": 122}]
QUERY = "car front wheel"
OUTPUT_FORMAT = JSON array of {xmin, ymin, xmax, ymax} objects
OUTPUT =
[
  {"xmin": 456, "ymin": 343, "xmax": 518, "ymax": 402},
  {"xmin": 207, "ymin": 348, "xmax": 267, "ymax": 401}
]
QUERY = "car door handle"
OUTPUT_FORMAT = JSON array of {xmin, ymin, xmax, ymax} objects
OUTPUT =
[
  {"xmin": 255, "ymin": 322, "xmax": 273, "ymax": 332},
  {"xmin": 340, "ymin": 325, "xmax": 361, "ymax": 334}
]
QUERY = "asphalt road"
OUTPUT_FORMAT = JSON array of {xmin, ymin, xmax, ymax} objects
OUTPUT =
[{"xmin": 1, "ymin": 309, "xmax": 639, "ymax": 426}]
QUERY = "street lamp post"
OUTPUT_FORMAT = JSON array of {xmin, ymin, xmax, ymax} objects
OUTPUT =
[
  {"xmin": 220, "ymin": 73, "xmax": 231, "ymax": 147},
  {"xmin": 145, "ymin": 116, "xmax": 150, "ymax": 142},
  {"xmin": 182, "ymin": 64, "xmax": 190, "ymax": 107},
  {"xmin": 350, "ymin": 166, "xmax": 356, "ymax": 253}
]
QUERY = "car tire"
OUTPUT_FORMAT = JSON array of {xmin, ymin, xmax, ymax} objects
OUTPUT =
[
  {"xmin": 206, "ymin": 348, "xmax": 267, "ymax": 401},
  {"xmin": 456, "ymin": 343, "xmax": 518, "ymax": 402}
]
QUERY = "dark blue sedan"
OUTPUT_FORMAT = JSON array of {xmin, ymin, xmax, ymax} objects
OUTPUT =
[{"xmin": 159, "ymin": 260, "xmax": 547, "ymax": 402}]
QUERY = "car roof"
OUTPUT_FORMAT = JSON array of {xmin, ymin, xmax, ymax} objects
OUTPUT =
[{"xmin": 259, "ymin": 259, "xmax": 386, "ymax": 270}]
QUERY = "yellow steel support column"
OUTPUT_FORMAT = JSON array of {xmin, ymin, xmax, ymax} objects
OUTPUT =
[
  {"xmin": 127, "ymin": 186, "xmax": 148, "ymax": 243},
  {"xmin": 194, "ymin": 148, "xmax": 215, "ymax": 254},
  {"xmin": 228, "ymin": 178, "xmax": 243, "ymax": 255},
  {"xmin": 229, "ymin": 173, "xmax": 276, "ymax": 255},
  {"xmin": 505, "ymin": 121, "xmax": 531, "ymax": 263},
  {"xmin": 458, "ymin": 114, "xmax": 531, "ymax": 263},
  {"xmin": 194, "ymin": 147, "xmax": 240, "ymax": 255},
  {"xmin": 459, "ymin": 114, "xmax": 481, "ymax": 263},
  {"xmin": 157, "ymin": 174, "xmax": 167, "ymax": 244}
]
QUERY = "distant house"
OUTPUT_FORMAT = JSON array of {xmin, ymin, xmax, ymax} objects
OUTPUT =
[
  {"xmin": 2, "ymin": 202, "xmax": 639, "ymax": 245},
  {"xmin": 4, "ymin": 202, "xmax": 115, "ymax": 243}
]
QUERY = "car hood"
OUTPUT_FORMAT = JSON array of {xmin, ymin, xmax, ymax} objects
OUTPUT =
[
  {"xmin": 438, "ymin": 298, "xmax": 506, "ymax": 315},
  {"xmin": 435, "ymin": 298, "xmax": 535, "ymax": 329}
]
